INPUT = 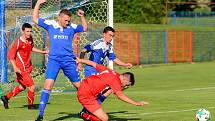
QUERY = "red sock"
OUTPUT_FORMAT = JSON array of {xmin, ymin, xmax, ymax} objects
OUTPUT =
[
  {"xmin": 6, "ymin": 86, "xmax": 22, "ymax": 99},
  {"xmin": 28, "ymin": 90, "xmax": 35, "ymax": 105},
  {"xmin": 82, "ymin": 112, "xmax": 99, "ymax": 121},
  {"xmin": 88, "ymin": 114, "xmax": 99, "ymax": 121}
]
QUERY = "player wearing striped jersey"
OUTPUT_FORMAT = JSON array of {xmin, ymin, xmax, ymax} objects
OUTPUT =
[
  {"xmin": 33, "ymin": 0, "xmax": 87, "ymax": 120},
  {"xmin": 0, "ymin": 23, "xmax": 47, "ymax": 109},
  {"xmin": 78, "ymin": 27, "xmax": 132, "ymax": 117},
  {"xmin": 77, "ymin": 58, "xmax": 148, "ymax": 121},
  {"xmin": 78, "ymin": 26, "xmax": 132, "ymax": 78}
]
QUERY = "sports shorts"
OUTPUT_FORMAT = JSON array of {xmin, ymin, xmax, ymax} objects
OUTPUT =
[
  {"xmin": 17, "ymin": 67, "xmax": 34, "ymax": 87},
  {"xmin": 77, "ymin": 80, "xmax": 101, "ymax": 113},
  {"xmin": 45, "ymin": 58, "xmax": 81, "ymax": 82}
]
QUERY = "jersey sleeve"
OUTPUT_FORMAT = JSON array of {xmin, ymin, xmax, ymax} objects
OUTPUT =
[
  {"xmin": 8, "ymin": 39, "xmax": 19, "ymax": 60},
  {"xmin": 107, "ymin": 46, "xmax": 116, "ymax": 60},
  {"xmin": 84, "ymin": 39, "xmax": 102, "ymax": 52},
  {"xmin": 84, "ymin": 44, "xmax": 92, "ymax": 52},
  {"xmin": 90, "ymin": 40, "xmax": 103, "ymax": 50},
  {"xmin": 109, "ymin": 77, "xmax": 122, "ymax": 94},
  {"xmin": 95, "ymin": 64, "xmax": 110, "ymax": 73},
  {"xmin": 38, "ymin": 18, "xmax": 52, "ymax": 30},
  {"xmin": 70, "ymin": 23, "xmax": 84, "ymax": 33}
]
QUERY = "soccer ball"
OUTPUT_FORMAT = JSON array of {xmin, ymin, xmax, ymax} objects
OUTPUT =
[{"xmin": 196, "ymin": 108, "xmax": 211, "ymax": 121}]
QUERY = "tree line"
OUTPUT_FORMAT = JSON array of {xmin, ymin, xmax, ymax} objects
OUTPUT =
[{"xmin": 31, "ymin": 0, "xmax": 215, "ymax": 24}]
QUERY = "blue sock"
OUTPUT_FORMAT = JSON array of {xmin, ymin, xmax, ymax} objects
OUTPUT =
[
  {"xmin": 39, "ymin": 89, "xmax": 51, "ymax": 116},
  {"xmin": 97, "ymin": 93, "xmax": 106, "ymax": 105}
]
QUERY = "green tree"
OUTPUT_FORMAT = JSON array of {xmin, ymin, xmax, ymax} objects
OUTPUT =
[
  {"xmin": 114, "ymin": 0, "xmax": 165, "ymax": 24},
  {"xmin": 168, "ymin": 0, "xmax": 197, "ymax": 11},
  {"xmin": 210, "ymin": 0, "xmax": 215, "ymax": 11}
]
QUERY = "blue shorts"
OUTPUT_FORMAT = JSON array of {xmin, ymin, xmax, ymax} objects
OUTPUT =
[
  {"xmin": 84, "ymin": 65, "xmax": 98, "ymax": 78},
  {"xmin": 46, "ymin": 58, "xmax": 80, "ymax": 82}
]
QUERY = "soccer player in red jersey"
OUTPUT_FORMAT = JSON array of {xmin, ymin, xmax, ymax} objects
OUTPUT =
[
  {"xmin": 76, "ymin": 58, "xmax": 149, "ymax": 121},
  {"xmin": 0, "ymin": 23, "xmax": 48, "ymax": 109}
]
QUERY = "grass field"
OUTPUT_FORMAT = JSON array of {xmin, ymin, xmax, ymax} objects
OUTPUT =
[{"xmin": 1, "ymin": 62, "xmax": 215, "ymax": 121}]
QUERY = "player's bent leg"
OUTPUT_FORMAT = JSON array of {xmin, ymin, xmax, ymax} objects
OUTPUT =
[
  {"xmin": 20, "ymin": 73, "xmax": 37, "ymax": 109},
  {"xmin": 62, "ymin": 61, "xmax": 81, "ymax": 89},
  {"xmin": 81, "ymin": 112, "xmax": 99, "ymax": 121},
  {"xmin": 44, "ymin": 79, "xmax": 55, "ymax": 90},
  {"xmin": 1, "ymin": 85, "xmax": 25, "ymax": 109},
  {"xmin": 36, "ymin": 58, "xmax": 59, "ymax": 120},
  {"xmin": 18, "ymin": 84, "xmax": 26, "ymax": 90},
  {"xmin": 92, "ymin": 108, "xmax": 108, "ymax": 121},
  {"xmin": 27, "ymin": 85, "xmax": 37, "ymax": 109},
  {"xmin": 6, "ymin": 85, "xmax": 25, "ymax": 99}
]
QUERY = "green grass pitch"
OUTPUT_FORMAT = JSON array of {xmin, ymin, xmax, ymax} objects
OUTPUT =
[{"xmin": 0, "ymin": 62, "xmax": 215, "ymax": 121}]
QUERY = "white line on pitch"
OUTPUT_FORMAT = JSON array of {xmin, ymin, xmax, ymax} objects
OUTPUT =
[
  {"xmin": 12, "ymin": 91, "xmax": 75, "ymax": 99},
  {"xmin": 174, "ymin": 86, "xmax": 215, "ymax": 91},
  {"xmin": 116, "ymin": 107, "xmax": 215, "ymax": 117},
  {"xmin": 8, "ymin": 86, "xmax": 215, "ymax": 99},
  {"xmin": 127, "ymin": 86, "xmax": 215, "ymax": 94}
]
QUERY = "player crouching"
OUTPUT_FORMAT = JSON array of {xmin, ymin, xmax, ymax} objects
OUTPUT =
[{"xmin": 76, "ymin": 58, "xmax": 149, "ymax": 121}]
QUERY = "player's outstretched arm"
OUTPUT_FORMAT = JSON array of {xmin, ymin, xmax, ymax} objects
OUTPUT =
[
  {"xmin": 77, "ymin": 9, "xmax": 87, "ymax": 31},
  {"xmin": 32, "ymin": 47, "xmax": 48, "ymax": 54},
  {"xmin": 114, "ymin": 58, "xmax": 133, "ymax": 69},
  {"xmin": 33, "ymin": 0, "xmax": 46, "ymax": 24},
  {"xmin": 115, "ymin": 91, "xmax": 149, "ymax": 106},
  {"xmin": 77, "ymin": 58, "xmax": 97, "ymax": 68}
]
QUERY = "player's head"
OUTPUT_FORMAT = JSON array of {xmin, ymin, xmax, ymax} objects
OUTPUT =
[
  {"xmin": 120, "ymin": 72, "xmax": 135, "ymax": 88},
  {"xmin": 103, "ymin": 26, "xmax": 115, "ymax": 43},
  {"xmin": 58, "ymin": 9, "xmax": 72, "ymax": 27},
  {"xmin": 22, "ymin": 23, "xmax": 32, "ymax": 39}
]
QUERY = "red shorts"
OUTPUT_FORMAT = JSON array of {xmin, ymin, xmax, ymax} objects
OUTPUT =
[
  {"xmin": 16, "ymin": 68, "xmax": 34, "ymax": 87},
  {"xmin": 77, "ymin": 81, "xmax": 101, "ymax": 113}
]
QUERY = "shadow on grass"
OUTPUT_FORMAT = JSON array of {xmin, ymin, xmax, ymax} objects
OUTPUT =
[
  {"xmin": 52, "ymin": 112, "xmax": 80, "ymax": 121},
  {"xmin": 17, "ymin": 103, "xmax": 50, "ymax": 109},
  {"xmin": 52, "ymin": 111, "xmax": 141, "ymax": 121},
  {"xmin": 108, "ymin": 111, "xmax": 141, "ymax": 121}
]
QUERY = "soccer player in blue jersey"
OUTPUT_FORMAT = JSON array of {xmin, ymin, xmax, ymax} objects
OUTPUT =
[
  {"xmin": 77, "ymin": 26, "xmax": 132, "ymax": 120},
  {"xmin": 78, "ymin": 26, "xmax": 132, "ymax": 77},
  {"xmin": 33, "ymin": 0, "xmax": 87, "ymax": 121}
]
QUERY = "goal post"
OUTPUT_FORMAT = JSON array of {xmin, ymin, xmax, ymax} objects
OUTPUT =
[
  {"xmin": 0, "ymin": 0, "xmax": 8, "ymax": 83},
  {"xmin": 108, "ymin": 0, "xmax": 113, "ymax": 69}
]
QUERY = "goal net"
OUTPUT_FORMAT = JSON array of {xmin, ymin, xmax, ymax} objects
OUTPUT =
[{"xmin": 0, "ymin": 0, "xmax": 111, "ymax": 93}]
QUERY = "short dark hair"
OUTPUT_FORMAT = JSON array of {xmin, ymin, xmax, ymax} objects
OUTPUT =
[
  {"xmin": 59, "ymin": 9, "xmax": 72, "ymax": 17},
  {"xmin": 122, "ymin": 72, "xmax": 135, "ymax": 86},
  {"xmin": 22, "ymin": 23, "xmax": 32, "ymax": 31},
  {"xmin": 103, "ymin": 26, "xmax": 115, "ymax": 33}
]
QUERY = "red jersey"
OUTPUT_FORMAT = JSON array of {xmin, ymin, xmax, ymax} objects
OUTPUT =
[
  {"xmin": 8, "ymin": 37, "xmax": 34, "ymax": 72},
  {"xmin": 82, "ymin": 64, "xmax": 122, "ymax": 97}
]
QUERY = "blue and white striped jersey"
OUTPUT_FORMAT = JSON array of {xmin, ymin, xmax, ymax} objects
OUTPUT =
[{"xmin": 84, "ymin": 38, "xmax": 116, "ymax": 65}]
